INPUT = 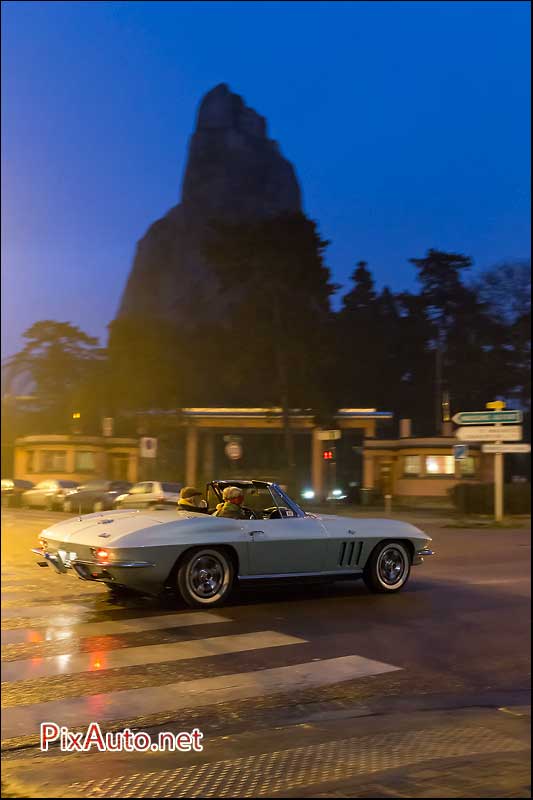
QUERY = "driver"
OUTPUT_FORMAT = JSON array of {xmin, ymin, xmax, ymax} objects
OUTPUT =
[{"xmin": 214, "ymin": 486, "xmax": 248, "ymax": 519}]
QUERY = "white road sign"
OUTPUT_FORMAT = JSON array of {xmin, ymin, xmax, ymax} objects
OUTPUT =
[
  {"xmin": 455, "ymin": 425, "xmax": 522, "ymax": 442},
  {"xmin": 139, "ymin": 437, "xmax": 157, "ymax": 458},
  {"xmin": 225, "ymin": 441, "xmax": 243, "ymax": 460},
  {"xmin": 482, "ymin": 443, "xmax": 531, "ymax": 454},
  {"xmin": 452, "ymin": 410, "xmax": 522, "ymax": 425},
  {"xmin": 316, "ymin": 430, "xmax": 342, "ymax": 441}
]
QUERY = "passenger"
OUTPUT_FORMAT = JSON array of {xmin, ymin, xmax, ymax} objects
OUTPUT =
[
  {"xmin": 177, "ymin": 486, "xmax": 209, "ymax": 515},
  {"xmin": 214, "ymin": 486, "xmax": 247, "ymax": 519}
]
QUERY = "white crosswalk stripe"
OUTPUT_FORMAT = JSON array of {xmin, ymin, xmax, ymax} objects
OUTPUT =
[
  {"xmin": 1, "ymin": 610, "xmax": 232, "ymax": 645},
  {"xmin": 1, "ymin": 569, "xmax": 401, "ymax": 743},
  {"xmin": 2, "ymin": 630, "xmax": 306, "ymax": 681}
]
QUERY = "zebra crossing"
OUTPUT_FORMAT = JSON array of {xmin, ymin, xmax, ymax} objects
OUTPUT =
[{"xmin": 1, "ymin": 566, "xmax": 401, "ymax": 746}]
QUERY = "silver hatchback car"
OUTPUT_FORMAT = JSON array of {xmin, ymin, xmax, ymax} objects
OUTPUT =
[{"xmin": 114, "ymin": 480, "xmax": 182, "ymax": 509}]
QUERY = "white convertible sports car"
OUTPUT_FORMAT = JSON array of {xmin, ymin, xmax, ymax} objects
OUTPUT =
[{"xmin": 32, "ymin": 479, "xmax": 434, "ymax": 607}]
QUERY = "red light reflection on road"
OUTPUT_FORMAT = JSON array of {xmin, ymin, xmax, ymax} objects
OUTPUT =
[
  {"xmin": 89, "ymin": 652, "xmax": 107, "ymax": 671},
  {"xmin": 27, "ymin": 630, "xmax": 43, "ymax": 644}
]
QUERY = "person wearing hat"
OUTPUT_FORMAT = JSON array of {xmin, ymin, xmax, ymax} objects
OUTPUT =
[
  {"xmin": 177, "ymin": 486, "xmax": 209, "ymax": 515},
  {"xmin": 214, "ymin": 486, "xmax": 247, "ymax": 519}
]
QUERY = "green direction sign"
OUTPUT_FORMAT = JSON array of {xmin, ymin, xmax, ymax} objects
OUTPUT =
[{"xmin": 452, "ymin": 410, "xmax": 522, "ymax": 425}]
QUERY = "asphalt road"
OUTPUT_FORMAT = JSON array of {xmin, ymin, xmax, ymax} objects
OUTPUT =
[{"xmin": 1, "ymin": 508, "xmax": 531, "ymax": 798}]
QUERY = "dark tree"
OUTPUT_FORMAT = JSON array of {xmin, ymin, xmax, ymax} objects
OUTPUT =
[
  {"xmin": 474, "ymin": 260, "xmax": 531, "ymax": 411},
  {"xmin": 5, "ymin": 321, "xmax": 104, "ymax": 430},
  {"xmin": 206, "ymin": 212, "xmax": 336, "ymax": 473}
]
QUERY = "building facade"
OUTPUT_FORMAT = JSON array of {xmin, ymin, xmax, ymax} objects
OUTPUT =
[{"xmin": 14, "ymin": 435, "xmax": 139, "ymax": 484}]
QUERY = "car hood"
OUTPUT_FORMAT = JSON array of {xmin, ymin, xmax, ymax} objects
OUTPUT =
[{"xmin": 310, "ymin": 513, "xmax": 432, "ymax": 542}]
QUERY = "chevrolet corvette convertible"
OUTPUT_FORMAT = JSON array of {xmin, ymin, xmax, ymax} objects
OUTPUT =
[{"xmin": 32, "ymin": 480, "xmax": 434, "ymax": 607}]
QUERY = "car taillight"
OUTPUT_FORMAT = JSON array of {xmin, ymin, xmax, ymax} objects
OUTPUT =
[
  {"xmin": 91, "ymin": 547, "xmax": 109, "ymax": 561},
  {"xmin": 39, "ymin": 538, "xmax": 47, "ymax": 551}
]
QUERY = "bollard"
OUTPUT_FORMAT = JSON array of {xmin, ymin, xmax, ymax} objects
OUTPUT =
[{"xmin": 384, "ymin": 494, "xmax": 392, "ymax": 514}]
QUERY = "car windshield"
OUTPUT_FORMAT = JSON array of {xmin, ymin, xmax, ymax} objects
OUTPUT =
[
  {"xmin": 209, "ymin": 482, "xmax": 304, "ymax": 518},
  {"xmin": 162, "ymin": 483, "xmax": 181, "ymax": 493},
  {"xmin": 80, "ymin": 481, "xmax": 109, "ymax": 491}
]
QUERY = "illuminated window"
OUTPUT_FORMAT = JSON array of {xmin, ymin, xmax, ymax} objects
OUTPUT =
[
  {"xmin": 403, "ymin": 456, "xmax": 421, "ymax": 476},
  {"xmin": 459, "ymin": 456, "xmax": 476, "ymax": 476},
  {"xmin": 425, "ymin": 455, "xmax": 455, "ymax": 475},
  {"xmin": 75, "ymin": 451, "xmax": 96, "ymax": 472},
  {"xmin": 42, "ymin": 451, "xmax": 66, "ymax": 472}
]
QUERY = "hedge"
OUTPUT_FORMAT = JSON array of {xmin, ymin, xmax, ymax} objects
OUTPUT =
[{"xmin": 450, "ymin": 482, "xmax": 531, "ymax": 515}]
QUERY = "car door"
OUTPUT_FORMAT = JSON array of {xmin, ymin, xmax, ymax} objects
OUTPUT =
[
  {"xmin": 245, "ymin": 515, "xmax": 328, "ymax": 576},
  {"xmin": 34, "ymin": 480, "xmax": 54, "ymax": 507}
]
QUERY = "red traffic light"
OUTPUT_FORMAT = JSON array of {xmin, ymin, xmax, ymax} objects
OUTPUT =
[{"xmin": 323, "ymin": 450, "xmax": 334, "ymax": 460}]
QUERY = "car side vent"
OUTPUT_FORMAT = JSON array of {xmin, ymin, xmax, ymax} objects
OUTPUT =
[
  {"xmin": 339, "ymin": 541, "xmax": 358, "ymax": 567},
  {"xmin": 339, "ymin": 540, "xmax": 363, "ymax": 567},
  {"xmin": 339, "ymin": 542, "xmax": 347, "ymax": 565}
]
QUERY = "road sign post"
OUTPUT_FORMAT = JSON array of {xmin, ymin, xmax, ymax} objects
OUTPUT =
[
  {"xmin": 452, "ymin": 410, "xmax": 522, "ymax": 425},
  {"xmin": 489, "ymin": 403, "xmax": 505, "ymax": 522},
  {"xmin": 455, "ymin": 425, "xmax": 522, "ymax": 441},
  {"xmin": 482, "ymin": 443, "xmax": 531, "ymax": 454},
  {"xmin": 453, "ymin": 402, "xmax": 529, "ymax": 523}
]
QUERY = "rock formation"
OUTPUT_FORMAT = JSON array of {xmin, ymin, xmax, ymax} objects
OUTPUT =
[{"xmin": 117, "ymin": 84, "xmax": 302, "ymax": 323}]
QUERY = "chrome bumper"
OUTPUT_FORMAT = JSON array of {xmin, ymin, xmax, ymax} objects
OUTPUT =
[
  {"xmin": 32, "ymin": 548, "xmax": 153, "ymax": 579},
  {"xmin": 413, "ymin": 546, "xmax": 435, "ymax": 565},
  {"xmin": 31, "ymin": 548, "xmax": 68, "ymax": 574}
]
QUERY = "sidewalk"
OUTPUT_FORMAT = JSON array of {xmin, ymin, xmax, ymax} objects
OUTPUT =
[
  {"xmin": 2, "ymin": 705, "xmax": 530, "ymax": 798},
  {"xmin": 306, "ymin": 504, "xmax": 531, "ymax": 528}
]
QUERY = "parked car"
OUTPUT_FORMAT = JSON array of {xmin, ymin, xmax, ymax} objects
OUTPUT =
[
  {"xmin": 32, "ymin": 479, "xmax": 434, "ymax": 607},
  {"xmin": 21, "ymin": 479, "xmax": 79, "ymax": 510},
  {"xmin": 1, "ymin": 478, "xmax": 35, "ymax": 508},
  {"xmin": 114, "ymin": 481, "xmax": 182, "ymax": 509},
  {"xmin": 63, "ymin": 480, "xmax": 132, "ymax": 514}
]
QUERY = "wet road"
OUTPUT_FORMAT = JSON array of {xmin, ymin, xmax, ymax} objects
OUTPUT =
[{"xmin": 1, "ymin": 508, "xmax": 531, "ymax": 797}]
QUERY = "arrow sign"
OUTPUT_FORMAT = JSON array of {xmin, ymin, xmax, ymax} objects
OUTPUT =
[
  {"xmin": 482, "ymin": 443, "xmax": 531, "ymax": 454},
  {"xmin": 452, "ymin": 410, "xmax": 522, "ymax": 425},
  {"xmin": 455, "ymin": 425, "xmax": 522, "ymax": 442}
]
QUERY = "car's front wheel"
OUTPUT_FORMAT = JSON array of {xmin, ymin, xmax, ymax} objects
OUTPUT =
[
  {"xmin": 177, "ymin": 547, "xmax": 234, "ymax": 608},
  {"xmin": 363, "ymin": 541, "xmax": 411, "ymax": 593}
]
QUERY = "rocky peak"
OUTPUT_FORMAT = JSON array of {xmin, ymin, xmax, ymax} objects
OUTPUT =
[
  {"xmin": 181, "ymin": 83, "xmax": 300, "ymax": 220},
  {"xmin": 196, "ymin": 83, "xmax": 267, "ymax": 138},
  {"xmin": 117, "ymin": 85, "xmax": 302, "ymax": 322}
]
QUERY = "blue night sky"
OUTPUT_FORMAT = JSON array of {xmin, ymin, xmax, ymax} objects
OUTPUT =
[{"xmin": 2, "ymin": 0, "xmax": 530, "ymax": 358}]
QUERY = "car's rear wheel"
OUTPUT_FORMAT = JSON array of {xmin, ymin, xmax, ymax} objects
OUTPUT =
[
  {"xmin": 177, "ymin": 547, "xmax": 234, "ymax": 608},
  {"xmin": 363, "ymin": 541, "xmax": 411, "ymax": 593}
]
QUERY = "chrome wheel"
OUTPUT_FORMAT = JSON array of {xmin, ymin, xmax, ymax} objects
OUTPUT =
[
  {"xmin": 187, "ymin": 554, "xmax": 225, "ymax": 598},
  {"xmin": 378, "ymin": 546, "xmax": 407, "ymax": 586},
  {"xmin": 363, "ymin": 541, "xmax": 411, "ymax": 593},
  {"xmin": 178, "ymin": 548, "xmax": 234, "ymax": 607}
]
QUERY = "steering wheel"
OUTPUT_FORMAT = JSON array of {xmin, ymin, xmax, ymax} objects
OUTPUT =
[
  {"xmin": 263, "ymin": 506, "xmax": 289, "ymax": 519},
  {"xmin": 241, "ymin": 506, "xmax": 258, "ymax": 520}
]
